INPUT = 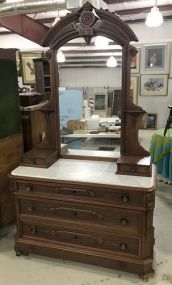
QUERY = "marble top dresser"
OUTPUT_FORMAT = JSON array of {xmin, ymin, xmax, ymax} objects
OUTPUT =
[{"xmin": 10, "ymin": 159, "xmax": 156, "ymax": 279}]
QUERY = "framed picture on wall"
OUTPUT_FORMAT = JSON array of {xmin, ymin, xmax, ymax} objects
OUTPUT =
[
  {"xmin": 130, "ymin": 76, "xmax": 139, "ymax": 104},
  {"xmin": 131, "ymin": 48, "xmax": 140, "ymax": 74},
  {"xmin": 141, "ymin": 74, "xmax": 168, "ymax": 96},
  {"xmin": 147, "ymin": 113, "xmax": 157, "ymax": 129},
  {"xmin": 169, "ymin": 45, "xmax": 172, "ymax": 78},
  {"xmin": 20, "ymin": 51, "xmax": 42, "ymax": 85},
  {"xmin": 141, "ymin": 44, "xmax": 170, "ymax": 74},
  {"xmin": 140, "ymin": 113, "xmax": 157, "ymax": 129}
]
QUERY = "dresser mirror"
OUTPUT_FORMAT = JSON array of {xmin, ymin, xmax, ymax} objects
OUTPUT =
[
  {"xmin": 40, "ymin": 1, "xmax": 151, "ymax": 175},
  {"xmin": 58, "ymin": 37, "xmax": 122, "ymax": 158}
]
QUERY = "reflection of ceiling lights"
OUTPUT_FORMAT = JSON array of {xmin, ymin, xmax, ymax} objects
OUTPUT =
[
  {"xmin": 145, "ymin": 1, "xmax": 163, "ymax": 27},
  {"xmin": 95, "ymin": 36, "xmax": 109, "ymax": 49},
  {"xmin": 57, "ymin": 50, "xmax": 65, "ymax": 63},
  {"xmin": 107, "ymin": 56, "xmax": 117, "ymax": 67}
]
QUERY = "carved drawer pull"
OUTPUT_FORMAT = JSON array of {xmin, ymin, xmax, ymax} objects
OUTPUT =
[
  {"xmin": 120, "ymin": 218, "xmax": 128, "ymax": 225},
  {"xmin": 30, "ymin": 226, "xmax": 37, "ymax": 235},
  {"xmin": 120, "ymin": 242, "xmax": 127, "ymax": 251},
  {"xmin": 55, "ymin": 206, "xmax": 104, "ymax": 220},
  {"xmin": 55, "ymin": 230, "xmax": 104, "ymax": 245},
  {"xmin": 59, "ymin": 188, "xmax": 95, "ymax": 197},
  {"xmin": 25, "ymin": 184, "xmax": 33, "ymax": 191},
  {"xmin": 121, "ymin": 194, "xmax": 129, "ymax": 203}
]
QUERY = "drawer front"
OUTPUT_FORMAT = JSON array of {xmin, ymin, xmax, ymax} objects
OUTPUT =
[
  {"xmin": 118, "ymin": 165, "xmax": 151, "ymax": 177},
  {"xmin": 19, "ymin": 198, "xmax": 144, "ymax": 234},
  {"xmin": 16, "ymin": 180, "xmax": 146, "ymax": 208},
  {"xmin": 21, "ymin": 221, "xmax": 140, "ymax": 257}
]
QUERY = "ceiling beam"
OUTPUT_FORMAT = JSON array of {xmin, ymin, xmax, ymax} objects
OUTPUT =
[{"xmin": 0, "ymin": 14, "xmax": 48, "ymax": 45}]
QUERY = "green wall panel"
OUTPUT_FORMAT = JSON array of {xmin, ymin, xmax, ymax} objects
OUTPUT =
[{"xmin": 0, "ymin": 59, "xmax": 21, "ymax": 139}]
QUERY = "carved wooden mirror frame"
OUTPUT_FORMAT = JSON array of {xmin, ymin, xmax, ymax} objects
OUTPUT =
[{"xmin": 41, "ymin": 2, "xmax": 151, "ymax": 176}]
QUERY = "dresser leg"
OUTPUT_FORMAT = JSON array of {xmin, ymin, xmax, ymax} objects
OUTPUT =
[
  {"xmin": 15, "ymin": 250, "xmax": 22, "ymax": 257},
  {"xmin": 139, "ymin": 269, "xmax": 154, "ymax": 281}
]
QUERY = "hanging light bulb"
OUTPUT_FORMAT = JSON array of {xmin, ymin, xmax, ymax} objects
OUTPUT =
[
  {"xmin": 57, "ymin": 50, "xmax": 65, "ymax": 63},
  {"xmin": 107, "ymin": 56, "xmax": 117, "ymax": 68},
  {"xmin": 95, "ymin": 36, "xmax": 109, "ymax": 49},
  {"xmin": 145, "ymin": 0, "xmax": 163, "ymax": 27}
]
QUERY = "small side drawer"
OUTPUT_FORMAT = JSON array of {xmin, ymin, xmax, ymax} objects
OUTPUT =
[
  {"xmin": 19, "ymin": 198, "xmax": 144, "ymax": 234},
  {"xmin": 15, "ymin": 180, "xmax": 146, "ymax": 209},
  {"xmin": 21, "ymin": 221, "xmax": 140, "ymax": 257},
  {"xmin": 16, "ymin": 181, "xmax": 59, "ymax": 194}
]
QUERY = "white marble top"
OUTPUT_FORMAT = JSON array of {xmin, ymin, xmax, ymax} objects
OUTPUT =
[{"xmin": 11, "ymin": 159, "xmax": 155, "ymax": 189}]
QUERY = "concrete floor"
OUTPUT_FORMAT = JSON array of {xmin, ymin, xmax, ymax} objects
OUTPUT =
[{"xmin": 0, "ymin": 181, "xmax": 172, "ymax": 285}]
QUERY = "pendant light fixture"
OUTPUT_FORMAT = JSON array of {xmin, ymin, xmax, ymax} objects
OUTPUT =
[
  {"xmin": 57, "ymin": 50, "xmax": 65, "ymax": 63},
  {"xmin": 107, "ymin": 55, "xmax": 117, "ymax": 68},
  {"xmin": 145, "ymin": 0, "xmax": 163, "ymax": 27}
]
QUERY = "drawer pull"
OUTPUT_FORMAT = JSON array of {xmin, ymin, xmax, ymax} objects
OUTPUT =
[
  {"xmin": 120, "ymin": 242, "xmax": 127, "ymax": 251},
  {"xmin": 55, "ymin": 207, "xmax": 104, "ymax": 220},
  {"xmin": 121, "ymin": 194, "xmax": 129, "ymax": 203},
  {"xmin": 30, "ymin": 226, "xmax": 37, "ymax": 235},
  {"xmin": 25, "ymin": 184, "xmax": 33, "ymax": 191},
  {"xmin": 27, "ymin": 206, "xmax": 33, "ymax": 212},
  {"xmin": 120, "ymin": 218, "xmax": 128, "ymax": 225},
  {"xmin": 59, "ymin": 188, "xmax": 95, "ymax": 197}
]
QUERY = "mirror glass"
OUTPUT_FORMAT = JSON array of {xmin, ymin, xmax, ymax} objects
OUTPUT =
[{"xmin": 57, "ymin": 37, "xmax": 122, "ymax": 158}]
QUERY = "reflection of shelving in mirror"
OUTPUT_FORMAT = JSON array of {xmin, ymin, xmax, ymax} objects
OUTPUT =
[{"xmin": 33, "ymin": 58, "xmax": 51, "ymax": 94}]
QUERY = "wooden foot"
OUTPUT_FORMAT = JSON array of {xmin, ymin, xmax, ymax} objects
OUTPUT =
[
  {"xmin": 139, "ymin": 269, "xmax": 154, "ymax": 281},
  {"xmin": 15, "ymin": 250, "xmax": 22, "ymax": 257}
]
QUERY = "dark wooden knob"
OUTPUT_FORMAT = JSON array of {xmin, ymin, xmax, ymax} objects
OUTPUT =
[
  {"xmin": 120, "ymin": 218, "xmax": 128, "ymax": 225},
  {"xmin": 30, "ymin": 226, "xmax": 36, "ymax": 235},
  {"xmin": 25, "ymin": 184, "xmax": 33, "ymax": 191},
  {"xmin": 120, "ymin": 242, "xmax": 127, "ymax": 251},
  {"xmin": 121, "ymin": 194, "xmax": 129, "ymax": 203}
]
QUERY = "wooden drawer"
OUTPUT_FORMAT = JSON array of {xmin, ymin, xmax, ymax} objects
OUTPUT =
[
  {"xmin": 15, "ymin": 180, "xmax": 146, "ymax": 209},
  {"xmin": 18, "ymin": 197, "xmax": 144, "ymax": 235},
  {"xmin": 21, "ymin": 221, "xmax": 140, "ymax": 257}
]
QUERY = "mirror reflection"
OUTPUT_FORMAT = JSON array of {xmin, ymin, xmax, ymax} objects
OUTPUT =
[{"xmin": 57, "ymin": 37, "xmax": 122, "ymax": 158}]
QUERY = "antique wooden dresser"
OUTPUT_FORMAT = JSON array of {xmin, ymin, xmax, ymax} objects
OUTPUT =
[
  {"xmin": 10, "ymin": 2, "xmax": 156, "ymax": 279},
  {"xmin": 10, "ymin": 159, "xmax": 156, "ymax": 278}
]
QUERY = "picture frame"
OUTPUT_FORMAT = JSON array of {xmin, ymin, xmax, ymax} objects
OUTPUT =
[
  {"xmin": 140, "ymin": 74, "xmax": 168, "ymax": 96},
  {"xmin": 147, "ymin": 113, "xmax": 157, "ymax": 129},
  {"xmin": 169, "ymin": 44, "xmax": 172, "ymax": 78},
  {"xmin": 130, "ymin": 76, "xmax": 139, "ymax": 104},
  {"xmin": 20, "ymin": 51, "xmax": 42, "ymax": 85},
  {"xmin": 140, "ymin": 113, "xmax": 157, "ymax": 129},
  {"xmin": 131, "ymin": 48, "xmax": 140, "ymax": 74},
  {"xmin": 16, "ymin": 50, "xmax": 21, "ymax": 76},
  {"xmin": 141, "ymin": 43, "xmax": 170, "ymax": 74}
]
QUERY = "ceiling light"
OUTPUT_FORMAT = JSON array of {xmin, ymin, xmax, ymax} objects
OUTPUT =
[
  {"xmin": 145, "ymin": 1, "xmax": 163, "ymax": 27},
  {"xmin": 95, "ymin": 36, "xmax": 109, "ymax": 49},
  {"xmin": 57, "ymin": 50, "xmax": 65, "ymax": 63},
  {"xmin": 107, "ymin": 56, "xmax": 117, "ymax": 68}
]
